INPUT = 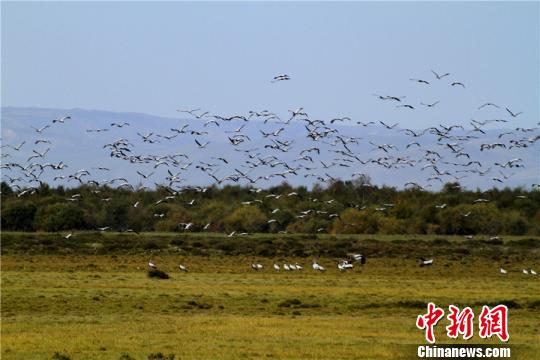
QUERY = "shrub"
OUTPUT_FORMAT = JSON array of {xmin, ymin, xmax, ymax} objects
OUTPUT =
[
  {"xmin": 119, "ymin": 354, "xmax": 136, "ymax": 360},
  {"xmin": 331, "ymin": 208, "xmax": 379, "ymax": 234},
  {"xmin": 143, "ymin": 241, "xmax": 161, "ymax": 250},
  {"xmin": 148, "ymin": 269, "xmax": 170, "ymax": 279},
  {"xmin": 35, "ymin": 203, "xmax": 85, "ymax": 231},
  {"xmin": 395, "ymin": 300, "xmax": 426, "ymax": 309},
  {"xmin": 186, "ymin": 300, "xmax": 212, "ymax": 309},
  {"xmin": 278, "ymin": 299, "xmax": 302, "ymax": 308},
  {"xmin": 51, "ymin": 353, "xmax": 71, "ymax": 360},
  {"xmin": 224, "ymin": 206, "xmax": 267, "ymax": 233},
  {"xmin": 148, "ymin": 353, "xmax": 175, "ymax": 360},
  {"xmin": 1, "ymin": 201, "xmax": 37, "ymax": 231}
]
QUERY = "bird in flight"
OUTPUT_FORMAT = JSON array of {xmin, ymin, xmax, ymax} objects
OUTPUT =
[
  {"xmin": 478, "ymin": 102, "xmax": 500, "ymax": 110},
  {"xmin": 31, "ymin": 125, "xmax": 50, "ymax": 133},
  {"xmin": 431, "ymin": 70, "xmax": 450, "ymax": 79},
  {"xmin": 505, "ymin": 108, "xmax": 523, "ymax": 118},
  {"xmin": 271, "ymin": 74, "xmax": 290, "ymax": 83},
  {"xmin": 52, "ymin": 116, "xmax": 71, "ymax": 124},
  {"xmin": 420, "ymin": 101, "xmax": 439, "ymax": 108},
  {"xmin": 397, "ymin": 104, "xmax": 415, "ymax": 110},
  {"xmin": 410, "ymin": 78, "xmax": 430, "ymax": 85}
]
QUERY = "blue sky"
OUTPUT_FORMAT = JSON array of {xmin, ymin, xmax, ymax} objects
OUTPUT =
[{"xmin": 2, "ymin": 2, "xmax": 539, "ymax": 128}]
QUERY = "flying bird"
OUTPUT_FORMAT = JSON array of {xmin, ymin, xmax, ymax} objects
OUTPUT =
[
  {"xmin": 505, "ymin": 108, "xmax": 523, "ymax": 118},
  {"xmin": 431, "ymin": 70, "xmax": 450, "ymax": 79},
  {"xmin": 410, "ymin": 78, "xmax": 430, "ymax": 85}
]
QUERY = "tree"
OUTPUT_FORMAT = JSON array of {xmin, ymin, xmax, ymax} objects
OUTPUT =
[
  {"xmin": 331, "ymin": 208, "xmax": 379, "ymax": 234},
  {"xmin": 35, "ymin": 203, "xmax": 86, "ymax": 231},
  {"xmin": 224, "ymin": 206, "xmax": 267, "ymax": 233},
  {"xmin": 1, "ymin": 201, "xmax": 37, "ymax": 231}
]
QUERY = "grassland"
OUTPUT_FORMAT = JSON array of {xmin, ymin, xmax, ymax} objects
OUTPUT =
[{"xmin": 2, "ymin": 233, "xmax": 540, "ymax": 359}]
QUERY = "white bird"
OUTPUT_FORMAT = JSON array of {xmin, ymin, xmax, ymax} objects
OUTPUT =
[
  {"xmin": 295, "ymin": 263, "xmax": 303, "ymax": 270},
  {"xmin": 273, "ymin": 264, "xmax": 280, "ymax": 271},
  {"xmin": 522, "ymin": 269, "xmax": 529, "ymax": 275},
  {"xmin": 9, "ymin": 141, "xmax": 26, "ymax": 151},
  {"xmin": 31, "ymin": 125, "xmax": 51, "ymax": 133},
  {"xmin": 148, "ymin": 260, "xmax": 157, "ymax": 269},
  {"xmin": 419, "ymin": 258, "xmax": 434, "ymax": 267},
  {"xmin": 500, "ymin": 268, "xmax": 507, "ymax": 274},
  {"xmin": 338, "ymin": 260, "xmax": 354, "ymax": 272},
  {"xmin": 283, "ymin": 264, "xmax": 291, "ymax": 271},
  {"xmin": 530, "ymin": 269, "xmax": 537, "ymax": 275},
  {"xmin": 251, "ymin": 263, "xmax": 263, "ymax": 271},
  {"xmin": 64, "ymin": 233, "xmax": 73, "ymax": 239},
  {"xmin": 350, "ymin": 254, "xmax": 366, "ymax": 264},
  {"xmin": 179, "ymin": 264, "xmax": 188, "ymax": 272},
  {"xmin": 312, "ymin": 262, "xmax": 325, "ymax": 271},
  {"xmin": 52, "ymin": 116, "xmax": 71, "ymax": 124},
  {"xmin": 181, "ymin": 223, "xmax": 193, "ymax": 231}
]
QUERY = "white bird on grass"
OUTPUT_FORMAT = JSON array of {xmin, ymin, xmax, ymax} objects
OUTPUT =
[
  {"xmin": 283, "ymin": 264, "xmax": 291, "ymax": 271},
  {"xmin": 350, "ymin": 254, "xmax": 367, "ymax": 264},
  {"xmin": 338, "ymin": 260, "xmax": 354, "ymax": 272},
  {"xmin": 419, "ymin": 258, "xmax": 434, "ymax": 267}
]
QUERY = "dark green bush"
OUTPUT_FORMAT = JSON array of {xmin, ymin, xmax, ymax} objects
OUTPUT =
[
  {"xmin": 51, "ymin": 353, "xmax": 71, "ymax": 360},
  {"xmin": 119, "ymin": 354, "xmax": 136, "ymax": 360},
  {"xmin": 148, "ymin": 353, "xmax": 175, "ymax": 360},
  {"xmin": 148, "ymin": 269, "xmax": 170, "ymax": 279},
  {"xmin": 1, "ymin": 201, "xmax": 37, "ymax": 230}
]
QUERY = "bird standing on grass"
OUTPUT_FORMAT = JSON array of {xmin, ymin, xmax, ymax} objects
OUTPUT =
[
  {"xmin": 419, "ymin": 258, "xmax": 433, "ymax": 267},
  {"xmin": 312, "ymin": 262, "xmax": 326, "ymax": 271}
]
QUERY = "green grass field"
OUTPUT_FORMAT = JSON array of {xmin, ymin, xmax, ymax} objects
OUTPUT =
[{"xmin": 2, "ymin": 234, "xmax": 540, "ymax": 359}]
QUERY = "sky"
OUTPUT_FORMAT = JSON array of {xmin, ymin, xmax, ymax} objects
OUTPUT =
[{"xmin": 2, "ymin": 1, "xmax": 539, "ymax": 129}]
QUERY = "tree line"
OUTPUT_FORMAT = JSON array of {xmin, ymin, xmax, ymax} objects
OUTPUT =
[{"xmin": 1, "ymin": 180, "xmax": 539, "ymax": 235}]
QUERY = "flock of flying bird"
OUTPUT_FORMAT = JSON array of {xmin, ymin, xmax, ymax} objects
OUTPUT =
[{"xmin": 1, "ymin": 70, "xmax": 539, "ymax": 275}]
